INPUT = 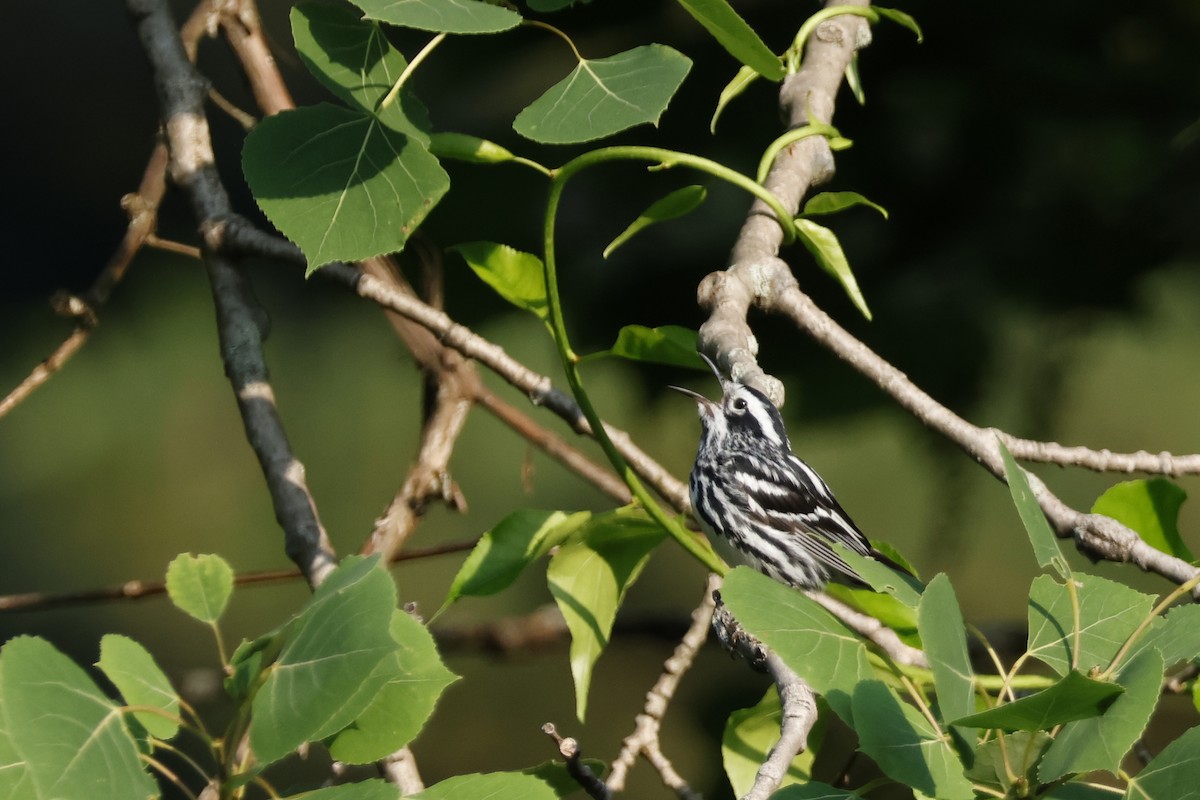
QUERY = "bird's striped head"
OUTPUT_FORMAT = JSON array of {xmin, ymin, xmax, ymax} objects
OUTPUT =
[{"xmin": 669, "ymin": 355, "xmax": 790, "ymax": 450}]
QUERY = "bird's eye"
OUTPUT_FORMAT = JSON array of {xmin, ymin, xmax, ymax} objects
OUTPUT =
[{"xmin": 732, "ymin": 397, "xmax": 747, "ymax": 412}]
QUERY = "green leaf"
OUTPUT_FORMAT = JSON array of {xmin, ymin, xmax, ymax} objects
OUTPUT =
[
  {"xmin": 547, "ymin": 508, "xmax": 666, "ymax": 721},
  {"xmin": 603, "ymin": 186, "xmax": 707, "ymax": 258},
  {"xmin": 250, "ymin": 556, "xmax": 400, "ymax": 765},
  {"xmin": 413, "ymin": 771, "xmax": 559, "ymax": 800},
  {"xmin": 1123, "ymin": 724, "xmax": 1200, "ymax": 799},
  {"xmin": 1135, "ymin": 603, "xmax": 1200, "ymax": 666},
  {"xmin": 0, "ymin": 637, "xmax": 156, "ymax": 800},
  {"xmin": 429, "ymin": 132, "xmax": 518, "ymax": 165},
  {"xmin": 450, "ymin": 241, "xmax": 548, "ymax": 320},
  {"xmin": 967, "ymin": 731, "xmax": 1052, "ymax": 796},
  {"xmin": 328, "ymin": 610, "xmax": 458, "ymax": 763},
  {"xmin": 244, "ymin": 104, "xmax": 448, "ymax": 271},
  {"xmin": 1039, "ymin": 648, "xmax": 1164, "ymax": 782},
  {"xmin": 952, "ymin": 670, "xmax": 1124, "ymax": 731},
  {"xmin": 354, "ymin": 0, "xmax": 521, "ymax": 33},
  {"xmin": 769, "ymin": 782, "xmax": 859, "ymax": 799},
  {"xmin": 165, "ymin": 552, "xmax": 234, "ymax": 623},
  {"xmin": 801, "ymin": 191, "xmax": 888, "ymax": 219},
  {"xmin": 824, "ymin": 582, "xmax": 918, "ymax": 646},
  {"xmin": 721, "ymin": 567, "xmax": 872, "ymax": 722},
  {"xmin": 672, "ymin": 0, "xmax": 783, "ymax": 80},
  {"xmin": 831, "ymin": 541, "xmax": 923, "ymax": 608},
  {"xmin": 1027, "ymin": 573, "xmax": 1156, "ymax": 676},
  {"xmin": 710, "ymin": 64, "xmax": 759, "ymax": 132},
  {"xmin": 853, "ymin": 680, "xmax": 975, "ymax": 800},
  {"xmin": 589, "ymin": 325, "xmax": 705, "ymax": 369},
  {"xmin": 96, "ymin": 634, "xmax": 180, "ymax": 741},
  {"xmin": 286, "ymin": 780, "xmax": 401, "ymax": 800},
  {"xmin": 998, "ymin": 439, "xmax": 1070, "ymax": 578},
  {"xmin": 291, "ymin": 3, "xmax": 428, "ymax": 133},
  {"xmin": 523, "ymin": 759, "xmax": 609, "ymax": 796},
  {"xmin": 874, "ymin": 6, "xmax": 924, "ymax": 43},
  {"xmin": 513, "ymin": 45, "xmax": 692, "ymax": 144},
  {"xmin": 844, "ymin": 54, "xmax": 865, "ymax": 105},
  {"xmin": 793, "ymin": 218, "xmax": 871, "ymax": 320},
  {"xmin": 918, "ymin": 574, "xmax": 976, "ymax": 746},
  {"xmin": 722, "ymin": 687, "xmax": 818, "ymax": 797},
  {"xmin": 1092, "ymin": 479, "xmax": 1194, "ymax": 562},
  {"xmin": 440, "ymin": 510, "xmax": 589, "ymax": 614}
]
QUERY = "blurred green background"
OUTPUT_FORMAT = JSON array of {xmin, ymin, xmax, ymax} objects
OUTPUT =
[{"xmin": 3, "ymin": 0, "xmax": 1200, "ymax": 796}]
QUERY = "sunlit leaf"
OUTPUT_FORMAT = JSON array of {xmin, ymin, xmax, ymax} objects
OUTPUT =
[
  {"xmin": 97, "ymin": 634, "xmax": 180, "ymax": 741},
  {"xmin": 672, "ymin": 0, "xmax": 783, "ymax": 80},
  {"xmin": 514, "ymin": 45, "xmax": 691, "ymax": 144},
  {"xmin": 710, "ymin": 64, "xmax": 759, "ymax": 132},
  {"xmin": 165, "ymin": 552, "xmax": 234, "ymax": 623},
  {"xmin": 952, "ymin": 670, "xmax": 1124, "ymax": 731},
  {"xmin": 1122, "ymin": 724, "xmax": 1200, "ymax": 799},
  {"xmin": 853, "ymin": 680, "xmax": 975, "ymax": 800},
  {"xmin": 250, "ymin": 556, "xmax": 399, "ymax": 765},
  {"xmin": 588, "ymin": 325, "xmax": 705, "ymax": 369},
  {"xmin": 547, "ymin": 507, "xmax": 665, "ymax": 721},
  {"xmin": 1027, "ymin": 573, "xmax": 1156, "ymax": 676},
  {"xmin": 722, "ymin": 687, "xmax": 818, "ymax": 797},
  {"xmin": 802, "ymin": 191, "xmax": 888, "ymax": 219},
  {"xmin": 412, "ymin": 771, "xmax": 559, "ymax": 800},
  {"xmin": 352, "ymin": 0, "xmax": 521, "ymax": 33},
  {"xmin": 290, "ymin": 780, "xmax": 401, "ymax": 799},
  {"xmin": 1133, "ymin": 603, "xmax": 1200, "ymax": 667},
  {"xmin": 874, "ymin": 6, "xmax": 924, "ymax": 42},
  {"xmin": 603, "ymin": 186, "xmax": 707, "ymax": 258},
  {"xmin": 721, "ymin": 567, "xmax": 872, "ymax": 722},
  {"xmin": 450, "ymin": 241, "xmax": 548, "ymax": 319},
  {"xmin": 523, "ymin": 759, "xmax": 609, "ymax": 796},
  {"xmin": 1039, "ymin": 649, "xmax": 1164, "ymax": 782},
  {"xmin": 998, "ymin": 439, "xmax": 1070, "ymax": 579},
  {"xmin": 918, "ymin": 574, "xmax": 975, "ymax": 748},
  {"xmin": 793, "ymin": 218, "xmax": 871, "ymax": 320},
  {"xmin": 0, "ymin": 637, "xmax": 156, "ymax": 800},
  {"xmin": 832, "ymin": 541, "xmax": 923, "ymax": 609},
  {"xmin": 770, "ymin": 783, "xmax": 859, "ymax": 799},
  {"xmin": 1092, "ymin": 479, "xmax": 1194, "ymax": 562},
  {"xmin": 439, "ymin": 509, "xmax": 590, "ymax": 613}
]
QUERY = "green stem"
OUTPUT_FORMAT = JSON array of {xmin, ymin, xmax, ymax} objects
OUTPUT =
[
  {"xmin": 757, "ymin": 122, "xmax": 840, "ymax": 184},
  {"xmin": 1104, "ymin": 573, "xmax": 1200, "ymax": 679},
  {"xmin": 787, "ymin": 6, "xmax": 879, "ymax": 73},
  {"xmin": 379, "ymin": 33, "xmax": 447, "ymax": 112},
  {"xmin": 543, "ymin": 146, "xmax": 803, "ymax": 574},
  {"xmin": 1065, "ymin": 573, "xmax": 1082, "ymax": 672}
]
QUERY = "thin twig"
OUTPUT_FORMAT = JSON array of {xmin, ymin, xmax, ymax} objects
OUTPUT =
[
  {"xmin": 608, "ymin": 575, "xmax": 716, "ymax": 798},
  {"xmin": 542, "ymin": 723, "xmax": 610, "ymax": 800},
  {"xmin": 742, "ymin": 650, "xmax": 817, "ymax": 800}
]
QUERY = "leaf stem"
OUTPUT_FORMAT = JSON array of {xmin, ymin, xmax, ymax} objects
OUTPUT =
[
  {"xmin": 379, "ymin": 32, "xmax": 448, "ymax": 112},
  {"xmin": 756, "ymin": 122, "xmax": 840, "ymax": 184},
  {"xmin": 787, "ymin": 6, "xmax": 879, "ymax": 73},
  {"xmin": 523, "ymin": 19, "xmax": 584, "ymax": 62},
  {"xmin": 1103, "ymin": 572, "xmax": 1200, "ymax": 679}
]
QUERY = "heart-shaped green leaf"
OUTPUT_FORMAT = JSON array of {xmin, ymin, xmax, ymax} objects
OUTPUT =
[{"xmin": 166, "ymin": 552, "xmax": 234, "ymax": 623}]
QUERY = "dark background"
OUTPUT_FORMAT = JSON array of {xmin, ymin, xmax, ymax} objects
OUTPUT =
[{"xmin": 2, "ymin": 0, "xmax": 1199, "ymax": 796}]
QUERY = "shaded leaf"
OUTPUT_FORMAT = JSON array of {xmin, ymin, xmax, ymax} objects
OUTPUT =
[
  {"xmin": 952, "ymin": 670, "xmax": 1123, "ymax": 731},
  {"xmin": 514, "ymin": 45, "xmax": 691, "ymax": 144},
  {"xmin": 802, "ymin": 191, "xmax": 888, "ymax": 219},
  {"xmin": 97, "ymin": 634, "xmax": 180, "ymax": 740},
  {"xmin": 286, "ymin": 780, "xmax": 401, "ymax": 799},
  {"xmin": 793, "ymin": 218, "xmax": 871, "ymax": 320},
  {"xmin": 1092, "ymin": 479, "xmax": 1194, "ymax": 562},
  {"xmin": 1123, "ymin": 724, "xmax": 1200, "ymax": 799},
  {"xmin": 450, "ymin": 241, "xmax": 548, "ymax": 320},
  {"xmin": 353, "ymin": 0, "xmax": 521, "ymax": 33},
  {"xmin": 1027, "ymin": 573, "xmax": 1156, "ymax": 676},
  {"xmin": 0, "ymin": 637, "xmax": 156, "ymax": 800},
  {"xmin": 412, "ymin": 771, "xmax": 559, "ymax": 800},
  {"xmin": 590, "ymin": 325, "xmax": 704, "ymax": 369},
  {"xmin": 523, "ymin": 759, "xmax": 608, "ymax": 796},
  {"xmin": 875, "ymin": 6, "xmax": 924, "ymax": 42},
  {"xmin": 243, "ymin": 104, "xmax": 448, "ymax": 271},
  {"xmin": 710, "ymin": 64, "xmax": 759, "ymax": 132},
  {"xmin": 967, "ymin": 731, "xmax": 1052, "ymax": 796},
  {"xmin": 722, "ymin": 687, "xmax": 818, "ymax": 797},
  {"xmin": 250, "ymin": 556, "xmax": 399, "ymax": 765},
  {"xmin": 429, "ymin": 131, "xmax": 518, "ymax": 165},
  {"xmin": 853, "ymin": 680, "xmax": 975, "ymax": 800},
  {"xmin": 998, "ymin": 440, "xmax": 1069, "ymax": 578},
  {"xmin": 328, "ymin": 610, "xmax": 458, "ymax": 763},
  {"xmin": 1039, "ymin": 649, "xmax": 1164, "ymax": 782},
  {"xmin": 721, "ymin": 567, "xmax": 872, "ymax": 722},
  {"xmin": 770, "ymin": 782, "xmax": 858, "ymax": 799},
  {"xmin": 918, "ymin": 574, "xmax": 976, "ymax": 747},
  {"xmin": 832, "ymin": 541, "xmax": 923, "ymax": 609},
  {"xmin": 1135, "ymin": 603, "xmax": 1200, "ymax": 666},
  {"xmin": 165, "ymin": 552, "xmax": 234, "ymax": 623},
  {"xmin": 672, "ymin": 0, "xmax": 783, "ymax": 80},
  {"xmin": 603, "ymin": 185, "xmax": 707, "ymax": 258},
  {"xmin": 547, "ymin": 508, "xmax": 665, "ymax": 721}
]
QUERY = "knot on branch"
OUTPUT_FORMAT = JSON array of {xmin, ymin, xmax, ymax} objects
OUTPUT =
[{"xmin": 711, "ymin": 593, "xmax": 769, "ymax": 672}]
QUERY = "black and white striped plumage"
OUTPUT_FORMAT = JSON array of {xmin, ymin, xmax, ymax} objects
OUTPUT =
[{"xmin": 672, "ymin": 357, "xmax": 890, "ymax": 590}]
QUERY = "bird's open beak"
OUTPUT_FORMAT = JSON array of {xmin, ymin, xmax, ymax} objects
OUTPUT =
[{"xmin": 668, "ymin": 384, "xmax": 718, "ymax": 416}]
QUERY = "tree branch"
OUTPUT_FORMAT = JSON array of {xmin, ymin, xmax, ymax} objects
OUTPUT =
[{"xmin": 126, "ymin": 0, "xmax": 336, "ymax": 587}]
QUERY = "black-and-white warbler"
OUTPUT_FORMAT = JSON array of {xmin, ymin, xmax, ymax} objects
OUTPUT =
[{"xmin": 672, "ymin": 355, "xmax": 900, "ymax": 590}]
